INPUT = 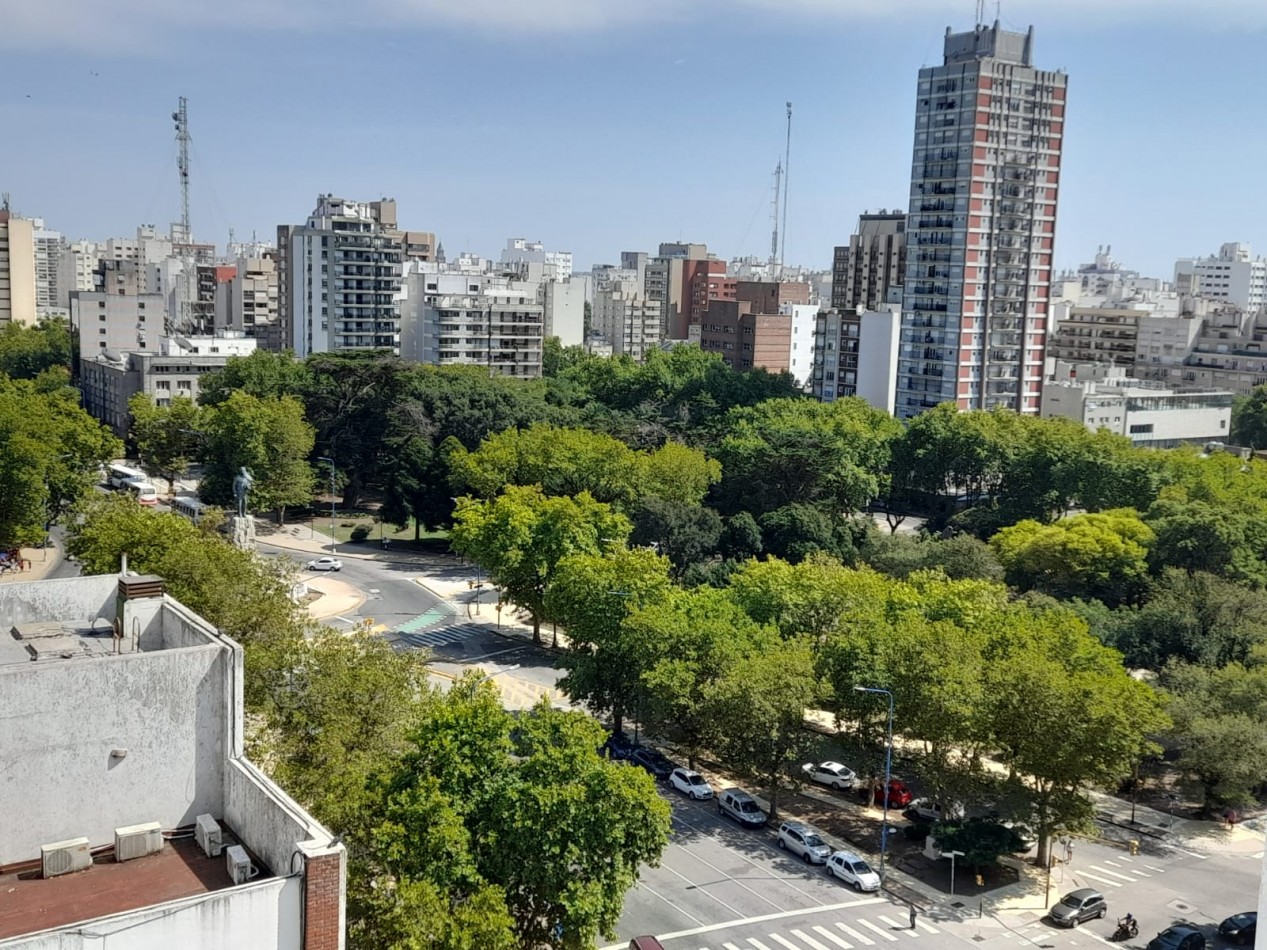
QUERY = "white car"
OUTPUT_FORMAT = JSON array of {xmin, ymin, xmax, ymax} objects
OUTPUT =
[
  {"xmin": 826, "ymin": 851, "xmax": 882, "ymax": 891},
  {"xmin": 306, "ymin": 556, "xmax": 343, "ymax": 572},
  {"xmin": 802, "ymin": 761, "xmax": 857, "ymax": 790},
  {"xmin": 669, "ymin": 768, "xmax": 714, "ymax": 800},
  {"xmin": 907, "ymin": 798, "xmax": 964, "ymax": 823},
  {"xmin": 777, "ymin": 821, "xmax": 832, "ymax": 864}
]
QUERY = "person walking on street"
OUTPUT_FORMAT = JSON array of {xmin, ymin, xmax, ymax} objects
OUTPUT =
[
  {"xmin": 910, "ymin": 904, "xmax": 918, "ymax": 930},
  {"xmin": 1225, "ymin": 808, "xmax": 1238, "ymax": 830}
]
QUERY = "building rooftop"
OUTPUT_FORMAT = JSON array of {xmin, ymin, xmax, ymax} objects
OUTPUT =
[{"xmin": 0, "ymin": 836, "xmax": 268, "ymax": 941}]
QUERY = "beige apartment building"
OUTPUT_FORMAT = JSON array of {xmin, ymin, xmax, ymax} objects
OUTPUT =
[{"xmin": 0, "ymin": 210, "xmax": 37, "ymax": 327}]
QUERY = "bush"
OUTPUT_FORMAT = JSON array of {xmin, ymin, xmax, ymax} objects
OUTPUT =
[
  {"xmin": 904, "ymin": 821, "xmax": 933, "ymax": 842},
  {"xmin": 350, "ymin": 524, "xmax": 370, "ymax": 542}
]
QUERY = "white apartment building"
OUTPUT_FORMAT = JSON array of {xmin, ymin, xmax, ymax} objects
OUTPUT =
[
  {"xmin": 812, "ymin": 305, "xmax": 902, "ymax": 413},
  {"xmin": 0, "ymin": 572, "xmax": 344, "ymax": 948},
  {"xmin": 1175, "ymin": 243, "xmax": 1267, "ymax": 309},
  {"xmin": 500, "ymin": 238, "xmax": 573, "ymax": 281},
  {"xmin": 593, "ymin": 277, "xmax": 662, "ymax": 362},
  {"xmin": 1134, "ymin": 304, "xmax": 1267, "ymax": 395},
  {"xmin": 28, "ymin": 220, "xmax": 66, "ymax": 318},
  {"xmin": 543, "ymin": 278, "xmax": 585, "ymax": 346},
  {"xmin": 58, "ymin": 239, "xmax": 98, "ymax": 309},
  {"xmin": 784, "ymin": 302, "xmax": 819, "ymax": 389},
  {"xmin": 399, "ymin": 269, "xmax": 544, "ymax": 377},
  {"xmin": 278, "ymin": 196, "xmax": 404, "ymax": 358},
  {"xmin": 898, "ymin": 20, "xmax": 1067, "ymax": 418},
  {"xmin": 70, "ymin": 290, "xmax": 165, "ymax": 356},
  {"xmin": 1042, "ymin": 360, "xmax": 1232, "ymax": 448},
  {"xmin": 0, "ymin": 210, "xmax": 36, "ymax": 327}
]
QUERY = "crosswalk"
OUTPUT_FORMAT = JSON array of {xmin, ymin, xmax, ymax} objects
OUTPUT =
[
  {"xmin": 1073, "ymin": 854, "xmax": 1165, "ymax": 890},
  {"xmin": 675, "ymin": 911, "xmax": 942, "ymax": 950},
  {"xmin": 395, "ymin": 603, "xmax": 457, "ymax": 634},
  {"xmin": 394, "ymin": 621, "xmax": 487, "ymax": 650}
]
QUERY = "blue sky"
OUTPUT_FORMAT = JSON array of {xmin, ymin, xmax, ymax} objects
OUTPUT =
[{"xmin": 1, "ymin": 0, "xmax": 1264, "ymax": 277}]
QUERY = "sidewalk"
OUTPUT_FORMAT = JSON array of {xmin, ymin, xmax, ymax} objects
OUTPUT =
[
  {"xmin": 0, "ymin": 537, "xmax": 65, "ymax": 585},
  {"xmin": 301, "ymin": 575, "xmax": 366, "ymax": 622}
]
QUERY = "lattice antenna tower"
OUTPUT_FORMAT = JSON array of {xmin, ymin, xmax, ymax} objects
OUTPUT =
[
  {"xmin": 769, "ymin": 161, "xmax": 782, "ymax": 267},
  {"xmin": 779, "ymin": 102, "xmax": 792, "ymax": 275},
  {"xmin": 173, "ymin": 97, "xmax": 191, "ymax": 243}
]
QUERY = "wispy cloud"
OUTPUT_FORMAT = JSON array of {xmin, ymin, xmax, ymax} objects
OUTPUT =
[{"xmin": 2, "ymin": 0, "xmax": 1265, "ymax": 52}]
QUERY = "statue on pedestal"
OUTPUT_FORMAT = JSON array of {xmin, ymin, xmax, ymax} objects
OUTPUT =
[
  {"xmin": 232, "ymin": 467, "xmax": 255, "ymax": 518},
  {"xmin": 230, "ymin": 467, "xmax": 257, "ymax": 551}
]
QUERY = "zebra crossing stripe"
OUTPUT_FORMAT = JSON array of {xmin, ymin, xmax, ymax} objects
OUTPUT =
[
  {"xmin": 790, "ymin": 928, "xmax": 833, "ymax": 950},
  {"xmin": 915, "ymin": 921, "xmax": 938, "ymax": 934},
  {"xmin": 877, "ymin": 916, "xmax": 915, "ymax": 936},
  {"xmin": 814, "ymin": 925, "xmax": 854, "ymax": 948},
  {"xmin": 835, "ymin": 923, "xmax": 874, "ymax": 945},
  {"xmin": 768, "ymin": 935, "xmax": 803, "ymax": 950},
  {"xmin": 858, "ymin": 920, "xmax": 898, "ymax": 942}
]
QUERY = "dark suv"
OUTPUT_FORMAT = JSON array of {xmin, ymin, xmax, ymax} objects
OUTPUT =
[
  {"xmin": 1048, "ymin": 889, "xmax": 1106, "ymax": 927},
  {"xmin": 629, "ymin": 747, "xmax": 676, "ymax": 781}
]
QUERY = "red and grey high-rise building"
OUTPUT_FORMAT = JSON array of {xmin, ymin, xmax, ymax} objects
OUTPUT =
[{"xmin": 897, "ymin": 20, "xmax": 1067, "ymax": 418}]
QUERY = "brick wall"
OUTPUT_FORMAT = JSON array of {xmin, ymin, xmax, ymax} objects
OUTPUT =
[{"xmin": 303, "ymin": 849, "xmax": 345, "ymax": 950}]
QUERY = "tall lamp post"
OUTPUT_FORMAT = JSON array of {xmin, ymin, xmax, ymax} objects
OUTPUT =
[
  {"xmin": 854, "ymin": 684, "xmax": 895, "ymax": 883},
  {"xmin": 944, "ymin": 849, "xmax": 965, "ymax": 896},
  {"xmin": 316, "ymin": 456, "xmax": 337, "ymax": 553}
]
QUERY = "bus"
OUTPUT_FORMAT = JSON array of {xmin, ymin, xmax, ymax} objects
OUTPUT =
[
  {"xmin": 124, "ymin": 479, "xmax": 159, "ymax": 506},
  {"xmin": 107, "ymin": 463, "xmax": 147, "ymax": 490},
  {"xmin": 171, "ymin": 496, "xmax": 209, "ymax": 523}
]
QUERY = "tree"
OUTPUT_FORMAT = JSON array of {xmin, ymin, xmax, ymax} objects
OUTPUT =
[
  {"xmin": 862, "ymin": 533, "xmax": 1005, "ymax": 583},
  {"xmin": 199, "ymin": 391, "xmax": 315, "ymax": 520},
  {"xmin": 547, "ymin": 547, "xmax": 675, "ymax": 732},
  {"xmin": 197, "ymin": 348, "xmax": 311, "ymax": 407},
  {"xmin": 629, "ymin": 497, "xmax": 722, "ymax": 577},
  {"xmin": 1231, "ymin": 384, "xmax": 1267, "ymax": 450},
  {"xmin": 1144, "ymin": 498, "xmax": 1266, "ymax": 585},
  {"xmin": 542, "ymin": 336, "xmax": 587, "ymax": 377},
  {"xmin": 0, "ymin": 317, "xmax": 71, "ymax": 379},
  {"xmin": 128, "ymin": 394, "xmax": 204, "ymax": 496},
  {"xmin": 451, "ymin": 486, "xmax": 631, "ymax": 644},
  {"xmin": 719, "ymin": 511, "xmax": 763, "ymax": 560},
  {"xmin": 706, "ymin": 639, "xmax": 820, "ymax": 819},
  {"xmin": 759, "ymin": 503, "xmax": 857, "ymax": 564},
  {"xmin": 368, "ymin": 678, "xmax": 671, "ymax": 950},
  {"xmin": 990, "ymin": 510, "xmax": 1154, "ymax": 606},
  {"xmin": 933, "ymin": 818, "xmax": 1031, "ymax": 870}
]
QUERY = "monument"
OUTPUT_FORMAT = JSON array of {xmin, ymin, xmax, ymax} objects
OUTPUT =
[{"xmin": 230, "ymin": 466, "xmax": 256, "ymax": 550}]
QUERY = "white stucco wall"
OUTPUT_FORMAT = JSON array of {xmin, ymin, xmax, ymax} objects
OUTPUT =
[
  {"xmin": 857, "ymin": 307, "xmax": 901, "ymax": 415},
  {"xmin": 0, "ymin": 876, "xmax": 302, "ymax": 950},
  {"xmin": 0, "ymin": 642, "xmax": 230, "ymax": 865},
  {"xmin": 0, "ymin": 576, "xmax": 117, "ymax": 630}
]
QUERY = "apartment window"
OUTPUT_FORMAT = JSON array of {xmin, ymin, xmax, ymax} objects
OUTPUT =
[
  {"xmin": 98, "ymin": 328, "xmax": 106, "ymax": 335},
  {"xmin": 1128, "ymin": 423, "xmax": 1154, "ymax": 435},
  {"xmin": 99, "ymin": 314, "xmax": 106, "ymax": 322}
]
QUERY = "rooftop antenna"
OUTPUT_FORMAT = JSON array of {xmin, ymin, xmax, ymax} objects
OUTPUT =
[
  {"xmin": 779, "ymin": 101, "xmax": 792, "ymax": 277},
  {"xmin": 173, "ymin": 97, "xmax": 191, "ymax": 244},
  {"xmin": 769, "ymin": 161, "xmax": 783, "ymax": 268},
  {"xmin": 975, "ymin": 0, "xmax": 984, "ymax": 26}
]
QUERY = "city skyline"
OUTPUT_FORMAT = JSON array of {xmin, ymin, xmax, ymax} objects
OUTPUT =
[{"xmin": 2, "ymin": 0, "xmax": 1265, "ymax": 275}]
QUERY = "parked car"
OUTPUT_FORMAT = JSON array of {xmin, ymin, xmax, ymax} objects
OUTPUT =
[
  {"xmin": 669, "ymin": 768, "xmax": 714, "ymax": 800},
  {"xmin": 802, "ymin": 761, "xmax": 857, "ymax": 790},
  {"xmin": 1048, "ymin": 888, "xmax": 1107, "ymax": 927},
  {"xmin": 306, "ymin": 556, "xmax": 343, "ymax": 572},
  {"xmin": 1148, "ymin": 925, "xmax": 1206, "ymax": 950},
  {"xmin": 873, "ymin": 779, "xmax": 914, "ymax": 808},
  {"xmin": 629, "ymin": 747, "xmax": 676, "ymax": 781},
  {"xmin": 1219, "ymin": 913, "xmax": 1258, "ymax": 946},
  {"xmin": 628, "ymin": 938, "xmax": 666, "ymax": 950},
  {"xmin": 777, "ymin": 821, "xmax": 832, "ymax": 864},
  {"xmin": 718, "ymin": 788, "xmax": 768, "ymax": 828},
  {"xmin": 906, "ymin": 798, "xmax": 964, "ymax": 823},
  {"xmin": 825, "ymin": 851, "xmax": 882, "ymax": 891},
  {"xmin": 602, "ymin": 730, "xmax": 636, "ymax": 760}
]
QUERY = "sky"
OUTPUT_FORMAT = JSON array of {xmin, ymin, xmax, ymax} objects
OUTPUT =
[{"xmin": 1, "ymin": 0, "xmax": 1265, "ymax": 277}]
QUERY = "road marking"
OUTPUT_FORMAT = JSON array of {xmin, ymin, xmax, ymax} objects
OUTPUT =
[
  {"xmin": 723, "ymin": 943, "xmax": 742, "ymax": 950},
  {"xmin": 664, "ymin": 841, "xmax": 786, "ymax": 915},
  {"xmin": 1087, "ymin": 865, "xmax": 1136, "ymax": 882},
  {"xmin": 836, "ymin": 923, "xmax": 875, "ymax": 945},
  {"xmin": 1076, "ymin": 870, "xmax": 1123, "ymax": 888},
  {"xmin": 915, "ymin": 921, "xmax": 938, "ymax": 934},
  {"xmin": 877, "ymin": 916, "xmax": 914, "ymax": 935},
  {"xmin": 656, "ymin": 854, "xmax": 747, "ymax": 919},
  {"xmin": 791, "ymin": 929, "xmax": 832, "ymax": 950},
  {"xmin": 814, "ymin": 924, "xmax": 853, "ymax": 948},
  {"xmin": 858, "ymin": 919, "xmax": 899, "ymax": 942},
  {"xmin": 769, "ymin": 935, "xmax": 804, "ymax": 950},
  {"xmin": 1145, "ymin": 864, "xmax": 1166, "ymax": 873},
  {"xmin": 597, "ymin": 898, "xmax": 888, "ymax": 949},
  {"xmin": 635, "ymin": 879, "xmax": 706, "ymax": 927},
  {"xmin": 747, "ymin": 940, "xmax": 775, "ymax": 950}
]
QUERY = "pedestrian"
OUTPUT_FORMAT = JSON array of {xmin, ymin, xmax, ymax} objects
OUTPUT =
[
  {"xmin": 910, "ymin": 904, "xmax": 918, "ymax": 930},
  {"xmin": 1225, "ymin": 808, "xmax": 1238, "ymax": 830}
]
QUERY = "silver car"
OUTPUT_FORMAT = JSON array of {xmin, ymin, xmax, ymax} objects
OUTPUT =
[
  {"xmin": 777, "ymin": 821, "xmax": 832, "ymax": 864},
  {"xmin": 802, "ymin": 761, "xmax": 857, "ymax": 790},
  {"xmin": 669, "ymin": 768, "xmax": 714, "ymax": 800}
]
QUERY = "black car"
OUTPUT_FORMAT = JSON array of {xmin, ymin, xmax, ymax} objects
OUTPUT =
[
  {"xmin": 601, "ymin": 730, "xmax": 636, "ymax": 760},
  {"xmin": 629, "ymin": 747, "xmax": 677, "ymax": 781},
  {"xmin": 1220, "ymin": 913, "xmax": 1257, "ymax": 946},
  {"xmin": 1049, "ymin": 888, "xmax": 1107, "ymax": 927},
  {"xmin": 1148, "ymin": 925, "xmax": 1206, "ymax": 950}
]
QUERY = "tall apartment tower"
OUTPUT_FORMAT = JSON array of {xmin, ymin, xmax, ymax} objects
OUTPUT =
[
  {"xmin": 896, "ymin": 21, "xmax": 1067, "ymax": 418},
  {"xmin": 0, "ymin": 210, "xmax": 37, "ymax": 327},
  {"xmin": 278, "ymin": 195, "xmax": 404, "ymax": 358},
  {"xmin": 832, "ymin": 212, "xmax": 907, "ymax": 313}
]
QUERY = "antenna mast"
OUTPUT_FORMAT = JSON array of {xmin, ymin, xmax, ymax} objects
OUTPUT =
[
  {"xmin": 769, "ymin": 161, "xmax": 782, "ymax": 268},
  {"xmin": 173, "ymin": 97, "xmax": 191, "ymax": 244},
  {"xmin": 779, "ymin": 102, "xmax": 792, "ymax": 277}
]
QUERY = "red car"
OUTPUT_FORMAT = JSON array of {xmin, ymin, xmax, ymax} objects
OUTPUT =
[{"xmin": 873, "ymin": 779, "xmax": 913, "ymax": 808}]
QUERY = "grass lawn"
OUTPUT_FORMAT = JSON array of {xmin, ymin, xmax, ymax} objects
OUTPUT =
[{"xmin": 293, "ymin": 514, "xmax": 449, "ymax": 546}]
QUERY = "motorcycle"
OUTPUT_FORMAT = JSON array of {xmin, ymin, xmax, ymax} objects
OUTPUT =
[{"xmin": 1112, "ymin": 917, "xmax": 1139, "ymax": 941}]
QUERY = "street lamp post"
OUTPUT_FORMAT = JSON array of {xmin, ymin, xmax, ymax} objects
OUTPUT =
[
  {"xmin": 316, "ymin": 456, "xmax": 337, "ymax": 553},
  {"xmin": 854, "ymin": 684, "xmax": 895, "ymax": 883},
  {"xmin": 944, "ymin": 849, "xmax": 965, "ymax": 896}
]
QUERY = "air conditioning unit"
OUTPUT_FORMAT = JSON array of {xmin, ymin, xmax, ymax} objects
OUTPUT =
[
  {"xmin": 42, "ymin": 837, "xmax": 92, "ymax": 878},
  {"xmin": 114, "ymin": 822, "xmax": 163, "ymax": 862},
  {"xmin": 225, "ymin": 844, "xmax": 258, "ymax": 885},
  {"xmin": 195, "ymin": 814, "xmax": 222, "ymax": 857}
]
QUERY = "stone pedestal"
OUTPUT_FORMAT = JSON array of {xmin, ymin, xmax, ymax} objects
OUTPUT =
[{"xmin": 230, "ymin": 514, "xmax": 256, "ymax": 551}]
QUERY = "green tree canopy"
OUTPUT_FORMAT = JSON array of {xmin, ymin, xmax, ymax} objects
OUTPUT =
[
  {"xmin": 128, "ymin": 394, "xmax": 205, "ymax": 497},
  {"xmin": 0, "ymin": 317, "xmax": 71, "ymax": 379},
  {"xmin": 197, "ymin": 348, "xmax": 311, "ymax": 407}
]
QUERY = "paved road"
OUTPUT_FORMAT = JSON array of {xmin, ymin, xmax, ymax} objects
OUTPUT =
[
  {"xmin": 610, "ymin": 791, "xmax": 1261, "ymax": 950},
  {"xmin": 262, "ymin": 542, "xmax": 566, "ymax": 708}
]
